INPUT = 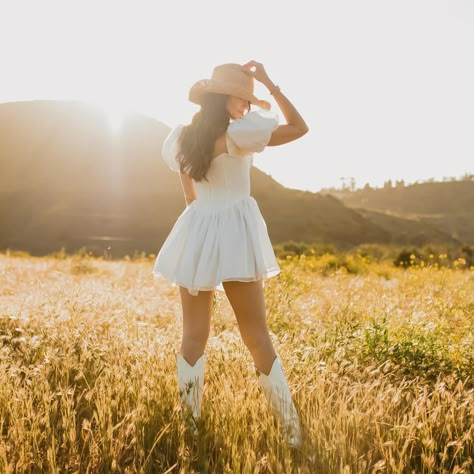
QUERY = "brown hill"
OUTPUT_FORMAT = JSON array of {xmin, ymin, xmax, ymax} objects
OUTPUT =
[
  {"xmin": 0, "ymin": 100, "xmax": 460, "ymax": 257},
  {"xmin": 329, "ymin": 180, "xmax": 474, "ymax": 244}
]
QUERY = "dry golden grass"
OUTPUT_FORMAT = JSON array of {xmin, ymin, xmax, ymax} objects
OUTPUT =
[{"xmin": 0, "ymin": 251, "xmax": 473, "ymax": 473}]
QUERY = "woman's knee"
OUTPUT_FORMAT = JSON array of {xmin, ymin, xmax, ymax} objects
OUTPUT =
[{"xmin": 179, "ymin": 287, "xmax": 213, "ymax": 339}]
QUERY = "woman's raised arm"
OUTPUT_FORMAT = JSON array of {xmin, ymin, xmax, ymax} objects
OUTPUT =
[{"xmin": 242, "ymin": 60, "xmax": 309, "ymax": 146}]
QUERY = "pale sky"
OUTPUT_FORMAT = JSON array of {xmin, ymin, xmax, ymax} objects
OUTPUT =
[{"xmin": 1, "ymin": 0, "xmax": 473, "ymax": 192}]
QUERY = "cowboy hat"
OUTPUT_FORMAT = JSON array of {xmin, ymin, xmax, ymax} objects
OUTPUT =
[{"xmin": 188, "ymin": 63, "xmax": 271, "ymax": 110}]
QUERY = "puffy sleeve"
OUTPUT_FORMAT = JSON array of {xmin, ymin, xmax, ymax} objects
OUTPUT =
[
  {"xmin": 161, "ymin": 124, "xmax": 184, "ymax": 172},
  {"xmin": 226, "ymin": 109, "xmax": 279, "ymax": 156}
]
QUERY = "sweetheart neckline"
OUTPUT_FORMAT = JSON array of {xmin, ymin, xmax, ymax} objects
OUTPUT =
[
  {"xmin": 211, "ymin": 152, "xmax": 231, "ymax": 160},
  {"xmin": 211, "ymin": 152, "xmax": 252, "ymax": 161}
]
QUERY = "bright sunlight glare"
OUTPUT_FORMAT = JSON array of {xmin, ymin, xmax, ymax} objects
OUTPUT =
[
  {"xmin": 87, "ymin": 98, "xmax": 137, "ymax": 135},
  {"xmin": 1, "ymin": 0, "xmax": 473, "ymax": 190}
]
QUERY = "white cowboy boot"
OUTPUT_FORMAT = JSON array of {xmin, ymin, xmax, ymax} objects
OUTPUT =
[
  {"xmin": 256, "ymin": 355, "xmax": 302, "ymax": 448},
  {"xmin": 176, "ymin": 352, "xmax": 206, "ymax": 430}
]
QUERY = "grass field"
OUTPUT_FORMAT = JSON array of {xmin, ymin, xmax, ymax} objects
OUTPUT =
[{"xmin": 0, "ymin": 250, "xmax": 473, "ymax": 473}]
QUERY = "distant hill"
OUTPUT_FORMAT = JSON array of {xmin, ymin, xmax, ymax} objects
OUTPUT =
[
  {"xmin": 325, "ymin": 180, "xmax": 474, "ymax": 245},
  {"xmin": 0, "ymin": 100, "xmax": 464, "ymax": 257}
]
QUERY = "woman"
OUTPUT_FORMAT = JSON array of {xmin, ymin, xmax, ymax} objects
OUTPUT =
[{"xmin": 152, "ymin": 60, "xmax": 309, "ymax": 448}]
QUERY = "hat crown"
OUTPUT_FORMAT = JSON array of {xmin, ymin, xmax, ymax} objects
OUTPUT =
[
  {"xmin": 188, "ymin": 62, "xmax": 264, "ymax": 107},
  {"xmin": 211, "ymin": 63, "xmax": 254, "ymax": 94}
]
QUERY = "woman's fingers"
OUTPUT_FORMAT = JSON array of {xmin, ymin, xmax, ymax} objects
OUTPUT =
[
  {"xmin": 242, "ymin": 61, "xmax": 269, "ymax": 84},
  {"xmin": 257, "ymin": 99, "xmax": 271, "ymax": 110},
  {"xmin": 242, "ymin": 60, "xmax": 260, "ymax": 72},
  {"xmin": 242, "ymin": 65, "xmax": 256, "ymax": 75}
]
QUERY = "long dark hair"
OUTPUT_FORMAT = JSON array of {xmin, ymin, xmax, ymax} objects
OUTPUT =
[{"xmin": 177, "ymin": 92, "xmax": 250, "ymax": 182}]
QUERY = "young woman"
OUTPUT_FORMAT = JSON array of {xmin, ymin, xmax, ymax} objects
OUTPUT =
[{"xmin": 152, "ymin": 60, "xmax": 309, "ymax": 447}]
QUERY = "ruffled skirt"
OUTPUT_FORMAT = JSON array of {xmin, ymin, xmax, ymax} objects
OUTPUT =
[{"xmin": 152, "ymin": 196, "xmax": 280, "ymax": 296}]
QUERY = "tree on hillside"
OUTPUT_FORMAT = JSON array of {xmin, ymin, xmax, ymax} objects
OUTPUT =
[
  {"xmin": 349, "ymin": 177, "xmax": 356, "ymax": 192},
  {"xmin": 339, "ymin": 177, "xmax": 349, "ymax": 191}
]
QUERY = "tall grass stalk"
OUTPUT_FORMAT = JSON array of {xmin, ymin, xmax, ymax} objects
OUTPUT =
[{"xmin": 0, "ymin": 252, "xmax": 473, "ymax": 472}]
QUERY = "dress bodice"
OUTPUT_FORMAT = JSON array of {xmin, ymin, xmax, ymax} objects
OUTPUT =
[
  {"xmin": 161, "ymin": 108, "xmax": 279, "ymax": 210},
  {"xmin": 191, "ymin": 152, "xmax": 253, "ymax": 209}
]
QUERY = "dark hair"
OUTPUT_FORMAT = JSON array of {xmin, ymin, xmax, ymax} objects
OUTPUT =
[{"xmin": 177, "ymin": 93, "xmax": 251, "ymax": 182}]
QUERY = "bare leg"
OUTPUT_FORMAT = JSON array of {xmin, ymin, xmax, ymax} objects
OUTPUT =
[
  {"xmin": 178, "ymin": 287, "xmax": 214, "ymax": 366},
  {"xmin": 222, "ymin": 279, "xmax": 302, "ymax": 447},
  {"xmin": 222, "ymin": 279, "xmax": 277, "ymax": 375}
]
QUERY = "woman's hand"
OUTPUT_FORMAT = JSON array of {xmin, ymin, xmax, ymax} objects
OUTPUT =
[
  {"xmin": 242, "ymin": 61, "xmax": 309, "ymax": 145},
  {"xmin": 241, "ymin": 60, "xmax": 271, "ymax": 87}
]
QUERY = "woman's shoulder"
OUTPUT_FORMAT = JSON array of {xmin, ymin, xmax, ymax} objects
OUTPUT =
[
  {"xmin": 226, "ymin": 109, "xmax": 279, "ymax": 155},
  {"xmin": 162, "ymin": 124, "xmax": 185, "ymax": 172},
  {"xmin": 163, "ymin": 123, "xmax": 185, "ymax": 144},
  {"xmin": 227, "ymin": 108, "xmax": 279, "ymax": 134}
]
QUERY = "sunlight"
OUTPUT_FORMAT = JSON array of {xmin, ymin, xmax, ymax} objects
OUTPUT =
[
  {"xmin": 88, "ymin": 98, "xmax": 137, "ymax": 135},
  {"xmin": 102, "ymin": 101, "xmax": 133, "ymax": 134},
  {"xmin": 104, "ymin": 105, "xmax": 127, "ymax": 134}
]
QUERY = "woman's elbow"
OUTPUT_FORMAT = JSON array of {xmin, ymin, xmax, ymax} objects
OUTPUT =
[{"xmin": 297, "ymin": 124, "xmax": 309, "ymax": 137}]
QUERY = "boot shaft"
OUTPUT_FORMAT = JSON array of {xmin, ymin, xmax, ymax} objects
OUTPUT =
[
  {"xmin": 176, "ymin": 352, "xmax": 206, "ymax": 419},
  {"xmin": 256, "ymin": 355, "xmax": 302, "ymax": 448}
]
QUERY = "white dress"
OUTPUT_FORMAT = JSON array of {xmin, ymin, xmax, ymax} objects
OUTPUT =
[{"xmin": 152, "ymin": 108, "xmax": 281, "ymax": 296}]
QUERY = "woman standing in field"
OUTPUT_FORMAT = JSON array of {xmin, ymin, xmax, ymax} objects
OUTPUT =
[{"xmin": 152, "ymin": 60, "xmax": 309, "ymax": 448}]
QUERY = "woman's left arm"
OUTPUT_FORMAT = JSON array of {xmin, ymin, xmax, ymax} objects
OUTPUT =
[{"xmin": 179, "ymin": 171, "xmax": 197, "ymax": 206}]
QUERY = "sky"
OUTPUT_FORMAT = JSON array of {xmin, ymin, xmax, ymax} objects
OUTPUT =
[{"xmin": 0, "ymin": 0, "xmax": 473, "ymax": 192}]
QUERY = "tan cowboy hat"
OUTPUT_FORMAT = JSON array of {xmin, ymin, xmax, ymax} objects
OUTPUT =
[{"xmin": 188, "ymin": 63, "xmax": 271, "ymax": 110}]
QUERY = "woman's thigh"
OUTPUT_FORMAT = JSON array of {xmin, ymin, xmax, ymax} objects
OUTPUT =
[
  {"xmin": 222, "ymin": 279, "xmax": 269, "ymax": 338},
  {"xmin": 178, "ymin": 286, "xmax": 215, "ymax": 340}
]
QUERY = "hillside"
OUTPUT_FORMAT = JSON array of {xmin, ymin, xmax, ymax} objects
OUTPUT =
[
  {"xmin": 328, "ymin": 180, "xmax": 474, "ymax": 244},
  {"xmin": 0, "ymin": 100, "xmax": 463, "ymax": 256}
]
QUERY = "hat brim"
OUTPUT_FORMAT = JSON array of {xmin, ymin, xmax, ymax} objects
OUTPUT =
[{"xmin": 189, "ymin": 79, "xmax": 267, "ymax": 108}]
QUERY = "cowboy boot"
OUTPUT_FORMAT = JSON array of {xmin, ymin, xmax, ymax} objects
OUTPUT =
[
  {"xmin": 176, "ymin": 352, "xmax": 206, "ymax": 432},
  {"xmin": 256, "ymin": 355, "xmax": 302, "ymax": 448}
]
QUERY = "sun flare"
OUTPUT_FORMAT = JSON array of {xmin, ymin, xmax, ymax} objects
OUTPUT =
[{"xmin": 88, "ymin": 99, "xmax": 137, "ymax": 134}]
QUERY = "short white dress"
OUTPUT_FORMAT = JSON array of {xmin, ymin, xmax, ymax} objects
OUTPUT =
[{"xmin": 152, "ymin": 108, "xmax": 281, "ymax": 296}]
